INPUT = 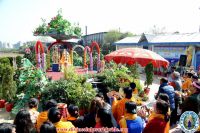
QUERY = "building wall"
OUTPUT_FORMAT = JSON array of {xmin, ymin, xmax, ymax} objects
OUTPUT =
[
  {"xmin": 153, "ymin": 46, "xmax": 187, "ymax": 65},
  {"xmin": 82, "ymin": 32, "xmax": 107, "ymax": 46},
  {"xmin": 116, "ymin": 45, "xmax": 142, "ymax": 50}
]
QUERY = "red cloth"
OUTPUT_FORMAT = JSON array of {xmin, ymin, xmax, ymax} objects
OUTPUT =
[
  {"xmin": 143, "ymin": 117, "xmax": 169, "ymax": 133},
  {"xmin": 94, "ymin": 122, "xmax": 103, "ymax": 128}
]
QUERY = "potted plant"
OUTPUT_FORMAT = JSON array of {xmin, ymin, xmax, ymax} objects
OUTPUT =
[
  {"xmin": 144, "ymin": 63, "xmax": 154, "ymax": 95},
  {"xmin": 0, "ymin": 99, "xmax": 6, "ymax": 108},
  {"xmin": 139, "ymin": 90, "xmax": 145, "ymax": 97},
  {"xmin": 142, "ymin": 94, "xmax": 149, "ymax": 101},
  {"xmin": 5, "ymin": 102, "xmax": 14, "ymax": 112}
]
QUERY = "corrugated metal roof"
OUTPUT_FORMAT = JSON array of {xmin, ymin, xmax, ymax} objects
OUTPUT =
[
  {"xmin": 114, "ymin": 36, "xmax": 141, "ymax": 44},
  {"xmin": 113, "ymin": 33, "xmax": 200, "ymax": 46},
  {"xmin": 148, "ymin": 33, "xmax": 200, "ymax": 43}
]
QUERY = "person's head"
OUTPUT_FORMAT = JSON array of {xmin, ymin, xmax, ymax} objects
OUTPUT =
[
  {"xmin": 40, "ymin": 122, "xmax": 57, "ymax": 133},
  {"xmin": 125, "ymin": 101, "xmax": 137, "ymax": 114},
  {"xmin": 44, "ymin": 99, "xmax": 58, "ymax": 111},
  {"xmin": 28, "ymin": 98, "xmax": 38, "ymax": 109},
  {"xmin": 96, "ymin": 92, "xmax": 104, "ymax": 100},
  {"xmin": 165, "ymin": 72, "xmax": 171, "ymax": 77},
  {"xmin": 0, "ymin": 123, "xmax": 15, "ymax": 133},
  {"xmin": 192, "ymin": 75, "xmax": 199, "ymax": 82},
  {"xmin": 14, "ymin": 109, "xmax": 33, "ymax": 133},
  {"xmin": 171, "ymin": 72, "xmax": 180, "ymax": 80},
  {"xmin": 186, "ymin": 72, "xmax": 193, "ymax": 78},
  {"xmin": 89, "ymin": 97, "xmax": 104, "ymax": 114},
  {"xmin": 190, "ymin": 81, "xmax": 200, "ymax": 94},
  {"xmin": 48, "ymin": 107, "xmax": 61, "ymax": 123},
  {"xmin": 67, "ymin": 104, "xmax": 79, "ymax": 118},
  {"xmin": 123, "ymin": 87, "xmax": 133, "ymax": 99},
  {"xmin": 96, "ymin": 108, "xmax": 114, "ymax": 128},
  {"xmin": 130, "ymin": 82, "xmax": 136, "ymax": 91},
  {"xmin": 171, "ymin": 66, "xmax": 176, "ymax": 72},
  {"xmin": 158, "ymin": 93, "xmax": 169, "ymax": 104},
  {"xmin": 160, "ymin": 77, "xmax": 168, "ymax": 85},
  {"xmin": 154, "ymin": 100, "xmax": 169, "ymax": 122}
]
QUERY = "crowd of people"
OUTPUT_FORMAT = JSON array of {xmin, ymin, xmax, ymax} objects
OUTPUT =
[{"xmin": 0, "ymin": 66, "xmax": 200, "ymax": 133}]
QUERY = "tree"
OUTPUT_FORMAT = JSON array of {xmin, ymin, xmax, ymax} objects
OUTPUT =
[
  {"xmin": 120, "ymin": 32, "xmax": 134, "ymax": 39},
  {"xmin": 103, "ymin": 30, "xmax": 134, "ymax": 54},
  {"xmin": 104, "ymin": 30, "xmax": 122, "ymax": 45},
  {"xmin": 144, "ymin": 63, "xmax": 154, "ymax": 88}
]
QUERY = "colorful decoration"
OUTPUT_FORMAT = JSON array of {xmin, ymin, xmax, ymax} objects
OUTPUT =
[
  {"xmin": 25, "ymin": 48, "xmax": 31, "ymax": 54},
  {"xmin": 90, "ymin": 41, "xmax": 101, "ymax": 71},
  {"xmin": 59, "ymin": 49, "xmax": 72, "ymax": 72},
  {"xmin": 60, "ymin": 49, "xmax": 67, "ymax": 72},
  {"xmin": 186, "ymin": 46, "xmax": 194, "ymax": 66},
  {"xmin": 52, "ymin": 46, "xmax": 59, "ymax": 64},
  {"xmin": 33, "ymin": 9, "xmax": 82, "ymax": 38},
  {"xmin": 84, "ymin": 46, "xmax": 91, "ymax": 68},
  {"xmin": 35, "ymin": 41, "xmax": 45, "ymax": 71}
]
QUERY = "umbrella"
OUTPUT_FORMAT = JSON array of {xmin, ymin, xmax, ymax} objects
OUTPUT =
[{"xmin": 104, "ymin": 48, "xmax": 169, "ymax": 68}]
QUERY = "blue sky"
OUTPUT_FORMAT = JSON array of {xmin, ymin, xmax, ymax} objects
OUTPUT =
[{"xmin": 0, "ymin": 0, "xmax": 200, "ymax": 43}]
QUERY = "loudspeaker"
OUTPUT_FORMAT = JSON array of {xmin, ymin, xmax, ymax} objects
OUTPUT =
[{"xmin": 179, "ymin": 55, "xmax": 187, "ymax": 66}]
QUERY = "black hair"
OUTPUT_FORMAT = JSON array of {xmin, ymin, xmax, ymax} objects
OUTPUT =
[
  {"xmin": 125, "ymin": 101, "xmax": 137, "ymax": 114},
  {"xmin": 96, "ymin": 108, "xmax": 114, "ymax": 128},
  {"xmin": 14, "ymin": 109, "xmax": 34, "ymax": 133},
  {"xmin": 0, "ymin": 123, "xmax": 15, "ymax": 133},
  {"xmin": 96, "ymin": 92, "xmax": 104, "ymax": 100},
  {"xmin": 130, "ymin": 82, "xmax": 136, "ymax": 90},
  {"xmin": 48, "ymin": 107, "xmax": 61, "ymax": 123},
  {"xmin": 156, "ymin": 100, "xmax": 170, "ymax": 122},
  {"xmin": 158, "ymin": 93, "xmax": 169, "ymax": 103},
  {"xmin": 68, "ymin": 104, "xmax": 79, "ymax": 118},
  {"xmin": 123, "ymin": 87, "xmax": 133, "ymax": 99},
  {"xmin": 192, "ymin": 75, "xmax": 199, "ymax": 80},
  {"xmin": 40, "ymin": 121, "xmax": 57, "ymax": 133},
  {"xmin": 160, "ymin": 78, "xmax": 168, "ymax": 84},
  {"xmin": 89, "ymin": 97, "xmax": 103, "ymax": 114},
  {"xmin": 171, "ymin": 66, "xmax": 176, "ymax": 70},
  {"xmin": 28, "ymin": 98, "xmax": 38, "ymax": 109},
  {"xmin": 44, "ymin": 99, "xmax": 57, "ymax": 111},
  {"xmin": 186, "ymin": 72, "xmax": 193, "ymax": 78}
]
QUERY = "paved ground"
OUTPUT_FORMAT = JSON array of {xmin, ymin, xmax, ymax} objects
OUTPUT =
[
  {"xmin": 0, "ymin": 73, "xmax": 182, "ymax": 132},
  {"xmin": 140, "ymin": 74, "xmax": 182, "ymax": 133}
]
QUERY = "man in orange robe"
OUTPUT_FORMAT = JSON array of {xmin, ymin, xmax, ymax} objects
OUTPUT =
[{"xmin": 36, "ymin": 99, "xmax": 57, "ymax": 132}]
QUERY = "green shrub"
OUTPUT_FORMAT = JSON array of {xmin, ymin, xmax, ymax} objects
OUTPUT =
[
  {"xmin": 145, "ymin": 63, "xmax": 154, "ymax": 88},
  {"xmin": 16, "ymin": 56, "xmax": 22, "ymax": 68}
]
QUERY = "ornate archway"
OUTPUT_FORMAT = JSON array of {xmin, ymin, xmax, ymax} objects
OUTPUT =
[
  {"xmin": 84, "ymin": 46, "xmax": 91, "ymax": 68},
  {"xmin": 47, "ymin": 40, "xmax": 73, "ymax": 66},
  {"xmin": 90, "ymin": 41, "xmax": 100, "ymax": 71},
  {"xmin": 35, "ymin": 41, "xmax": 45, "ymax": 71},
  {"xmin": 72, "ymin": 45, "xmax": 85, "ymax": 65}
]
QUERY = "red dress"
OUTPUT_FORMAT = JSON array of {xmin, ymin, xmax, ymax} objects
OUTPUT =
[{"xmin": 143, "ymin": 114, "xmax": 169, "ymax": 133}]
